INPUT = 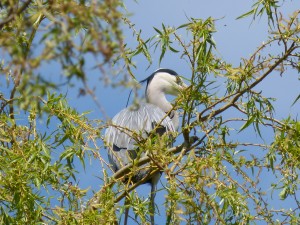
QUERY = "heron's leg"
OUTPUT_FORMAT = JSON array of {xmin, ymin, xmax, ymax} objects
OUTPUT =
[
  {"xmin": 149, "ymin": 173, "xmax": 161, "ymax": 225},
  {"xmin": 124, "ymin": 196, "xmax": 129, "ymax": 225},
  {"xmin": 150, "ymin": 182, "xmax": 156, "ymax": 225}
]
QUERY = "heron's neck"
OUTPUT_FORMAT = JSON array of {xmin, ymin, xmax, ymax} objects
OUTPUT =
[{"xmin": 146, "ymin": 89, "xmax": 172, "ymax": 112}]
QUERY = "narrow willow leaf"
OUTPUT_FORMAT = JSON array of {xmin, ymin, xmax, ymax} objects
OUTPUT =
[
  {"xmin": 153, "ymin": 27, "xmax": 162, "ymax": 35},
  {"xmin": 162, "ymin": 23, "xmax": 166, "ymax": 32},
  {"xmin": 291, "ymin": 93, "xmax": 300, "ymax": 106},
  {"xmin": 169, "ymin": 46, "xmax": 179, "ymax": 53},
  {"xmin": 236, "ymin": 9, "xmax": 256, "ymax": 20},
  {"xmin": 176, "ymin": 22, "xmax": 191, "ymax": 30},
  {"xmin": 159, "ymin": 45, "xmax": 166, "ymax": 65},
  {"xmin": 239, "ymin": 116, "xmax": 255, "ymax": 132}
]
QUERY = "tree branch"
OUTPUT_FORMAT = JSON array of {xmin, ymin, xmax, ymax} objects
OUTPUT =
[
  {"xmin": 87, "ymin": 144, "xmax": 185, "ymax": 209},
  {"xmin": 0, "ymin": 0, "xmax": 32, "ymax": 29},
  {"xmin": 198, "ymin": 42, "xmax": 298, "ymax": 123}
]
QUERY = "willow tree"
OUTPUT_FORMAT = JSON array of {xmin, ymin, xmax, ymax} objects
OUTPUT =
[{"xmin": 0, "ymin": 0, "xmax": 299, "ymax": 224}]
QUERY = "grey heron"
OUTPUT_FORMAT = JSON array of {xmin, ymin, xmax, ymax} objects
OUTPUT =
[{"xmin": 105, "ymin": 68, "xmax": 186, "ymax": 225}]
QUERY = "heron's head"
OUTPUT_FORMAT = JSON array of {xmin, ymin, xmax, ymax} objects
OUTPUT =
[{"xmin": 144, "ymin": 69, "xmax": 187, "ymax": 96}]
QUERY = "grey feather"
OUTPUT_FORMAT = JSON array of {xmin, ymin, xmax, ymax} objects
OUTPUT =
[{"xmin": 105, "ymin": 103, "xmax": 175, "ymax": 182}]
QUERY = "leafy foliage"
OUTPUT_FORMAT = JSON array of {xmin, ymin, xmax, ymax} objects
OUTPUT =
[{"xmin": 0, "ymin": 0, "xmax": 300, "ymax": 224}]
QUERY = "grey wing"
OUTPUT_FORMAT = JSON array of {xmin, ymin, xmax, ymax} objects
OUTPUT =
[{"xmin": 104, "ymin": 103, "xmax": 175, "ymax": 173}]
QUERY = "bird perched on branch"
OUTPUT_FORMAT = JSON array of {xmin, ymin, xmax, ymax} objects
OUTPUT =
[{"xmin": 105, "ymin": 68, "xmax": 187, "ymax": 225}]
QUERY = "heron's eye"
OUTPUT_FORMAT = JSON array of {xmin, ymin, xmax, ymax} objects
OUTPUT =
[{"xmin": 176, "ymin": 76, "xmax": 183, "ymax": 85}]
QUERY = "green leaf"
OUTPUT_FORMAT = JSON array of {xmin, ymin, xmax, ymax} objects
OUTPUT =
[
  {"xmin": 291, "ymin": 93, "xmax": 300, "ymax": 106},
  {"xmin": 239, "ymin": 116, "xmax": 255, "ymax": 132},
  {"xmin": 153, "ymin": 27, "xmax": 162, "ymax": 35},
  {"xmin": 176, "ymin": 22, "xmax": 191, "ymax": 30},
  {"xmin": 159, "ymin": 45, "xmax": 166, "ymax": 66},
  {"xmin": 236, "ymin": 9, "xmax": 256, "ymax": 20},
  {"xmin": 169, "ymin": 46, "xmax": 179, "ymax": 53},
  {"xmin": 162, "ymin": 23, "xmax": 166, "ymax": 32}
]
